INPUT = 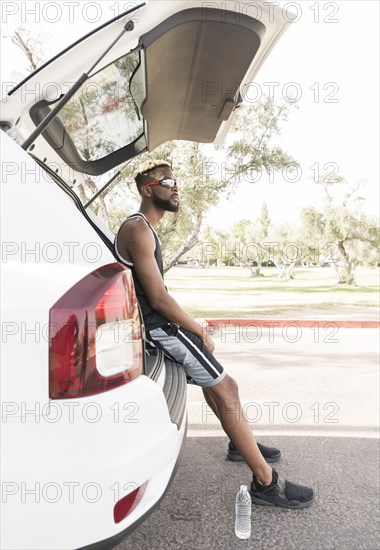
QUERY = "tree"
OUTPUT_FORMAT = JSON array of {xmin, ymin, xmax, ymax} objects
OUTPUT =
[
  {"xmin": 5, "ymin": 26, "xmax": 51, "ymax": 72},
  {"xmin": 224, "ymin": 98, "xmax": 299, "ymax": 188},
  {"xmin": 156, "ymin": 99, "xmax": 299, "ymax": 271},
  {"xmin": 250, "ymin": 203, "xmax": 271, "ymax": 277},
  {"xmin": 229, "ymin": 206, "xmax": 305, "ymax": 280},
  {"xmin": 300, "ymin": 178, "xmax": 379, "ymax": 285},
  {"xmin": 264, "ymin": 223, "xmax": 302, "ymax": 279},
  {"xmin": 242, "ymin": 220, "xmax": 303, "ymax": 280},
  {"xmin": 197, "ymin": 226, "xmax": 232, "ymax": 267},
  {"xmin": 229, "ymin": 219, "xmax": 258, "ymax": 275}
]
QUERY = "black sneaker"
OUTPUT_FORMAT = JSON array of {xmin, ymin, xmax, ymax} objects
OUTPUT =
[
  {"xmin": 250, "ymin": 469, "xmax": 314, "ymax": 509},
  {"xmin": 227, "ymin": 441, "xmax": 281, "ymax": 463}
]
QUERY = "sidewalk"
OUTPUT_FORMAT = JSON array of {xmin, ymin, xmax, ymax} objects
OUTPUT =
[{"xmin": 187, "ymin": 324, "xmax": 379, "ymax": 438}]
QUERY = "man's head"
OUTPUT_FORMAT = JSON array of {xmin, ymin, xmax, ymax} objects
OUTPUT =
[{"xmin": 134, "ymin": 159, "xmax": 179, "ymax": 213}]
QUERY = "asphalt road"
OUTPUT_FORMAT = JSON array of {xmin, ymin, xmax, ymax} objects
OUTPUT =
[
  {"xmin": 116, "ymin": 327, "xmax": 379, "ymax": 550},
  {"xmin": 117, "ymin": 436, "xmax": 379, "ymax": 550}
]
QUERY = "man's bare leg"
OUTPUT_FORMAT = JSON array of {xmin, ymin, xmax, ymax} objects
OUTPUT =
[
  {"xmin": 202, "ymin": 386, "xmax": 219, "ymax": 417},
  {"xmin": 203, "ymin": 375, "xmax": 272, "ymax": 485}
]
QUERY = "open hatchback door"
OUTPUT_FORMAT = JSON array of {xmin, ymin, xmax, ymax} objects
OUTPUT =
[{"xmin": 2, "ymin": 0, "xmax": 292, "ymax": 186}]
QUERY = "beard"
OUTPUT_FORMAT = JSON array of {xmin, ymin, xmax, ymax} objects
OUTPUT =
[{"xmin": 152, "ymin": 194, "xmax": 179, "ymax": 213}]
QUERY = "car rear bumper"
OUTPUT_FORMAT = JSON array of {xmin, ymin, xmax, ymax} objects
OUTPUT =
[
  {"xmin": 1, "ymin": 366, "xmax": 187, "ymax": 550},
  {"xmin": 79, "ymin": 415, "xmax": 187, "ymax": 550}
]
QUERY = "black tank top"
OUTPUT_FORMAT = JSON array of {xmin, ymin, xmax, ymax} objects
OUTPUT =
[{"xmin": 114, "ymin": 213, "xmax": 169, "ymax": 331}]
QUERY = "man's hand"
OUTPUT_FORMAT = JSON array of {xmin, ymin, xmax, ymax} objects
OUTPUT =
[
  {"xmin": 203, "ymin": 333, "xmax": 215, "ymax": 353},
  {"xmin": 200, "ymin": 320, "xmax": 215, "ymax": 352}
]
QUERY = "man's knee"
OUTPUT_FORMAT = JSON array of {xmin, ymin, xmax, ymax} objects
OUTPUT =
[
  {"xmin": 223, "ymin": 374, "xmax": 239, "ymax": 394},
  {"xmin": 208, "ymin": 374, "xmax": 239, "ymax": 402}
]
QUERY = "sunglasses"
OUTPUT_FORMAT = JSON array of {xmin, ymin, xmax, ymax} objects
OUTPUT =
[{"xmin": 143, "ymin": 177, "xmax": 178, "ymax": 189}]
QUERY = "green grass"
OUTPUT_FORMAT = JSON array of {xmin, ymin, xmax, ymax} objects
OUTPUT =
[{"xmin": 165, "ymin": 266, "xmax": 379, "ymax": 318}]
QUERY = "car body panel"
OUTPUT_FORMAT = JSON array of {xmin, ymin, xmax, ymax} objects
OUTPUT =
[{"xmin": 1, "ymin": 133, "xmax": 114, "ymax": 411}]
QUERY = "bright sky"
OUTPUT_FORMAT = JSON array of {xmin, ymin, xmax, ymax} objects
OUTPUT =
[
  {"xmin": 1, "ymin": 0, "xmax": 379, "ymax": 228},
  {"xmin": 207, "ymin": 0, "xmax": 380, "ymax": 228}
]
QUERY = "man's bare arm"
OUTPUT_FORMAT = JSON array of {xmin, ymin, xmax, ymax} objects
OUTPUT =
[{"xmin": 118, "ymin": 219, "xmax": 214, "ymax": 350}]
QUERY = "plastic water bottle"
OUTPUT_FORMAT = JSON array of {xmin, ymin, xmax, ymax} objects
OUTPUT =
[{"xmin": 235, "ymin": 485, "xmax": 252, "ymax": 539}]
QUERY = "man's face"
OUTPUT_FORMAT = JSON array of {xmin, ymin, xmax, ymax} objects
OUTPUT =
[{"xmin": 148, "ymin": 166, "xmax": 180, "ymax": 213}]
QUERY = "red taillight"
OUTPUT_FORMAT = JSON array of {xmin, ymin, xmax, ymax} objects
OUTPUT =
[
  {"xmin": 49, "ymin": 263, "xmax": 143, "ymax": 399},
  {"xmin": 114, "ymin": 482, "xmax": 148, "ymax": 524}
]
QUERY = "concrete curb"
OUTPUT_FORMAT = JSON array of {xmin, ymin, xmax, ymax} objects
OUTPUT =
[{"xmin": 206, "ymin": 319, "xmax": 380, "ymax": 329}]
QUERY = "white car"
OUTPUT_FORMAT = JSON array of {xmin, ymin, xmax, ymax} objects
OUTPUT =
[{"xmin": 0, "ymin": 2, "xmax": 291, "ymax": 548}]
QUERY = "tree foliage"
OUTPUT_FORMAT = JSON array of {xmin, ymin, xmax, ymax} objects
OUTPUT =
[
  {"xmin": 301, "ymin": 205, "xmax": 379, "ymax": 284},
  {"xmin": 299, "ymin": 177, "xmax": 379, "ymax": 284},
  {"xmin": 4, "ymin": 25, "xmax": 51, "ymax": 72},
  {"xmin": 224, "ymin": 98, "xmax": 299, "ymax": 189},
  {"xmin": 231, "ymin": 213, "xmax": 304, "ymax": 280},
  {"xmin": 198, "ymin": 176, "xmax": 379, "ymax": 285}
]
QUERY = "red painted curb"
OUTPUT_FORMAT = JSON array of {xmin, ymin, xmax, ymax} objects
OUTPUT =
[{"xmin": 205, "ymin": 319, "xmax": 380, "ymax": 329}]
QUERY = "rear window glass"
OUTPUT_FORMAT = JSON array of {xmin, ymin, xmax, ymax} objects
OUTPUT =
[
  {"xmin": 58, "ymin": 50, "xmax": 143, "ymax": 162},
  {"xmin": 32, "ymin": 50, "xmax": 144, "ymax": 164}
]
